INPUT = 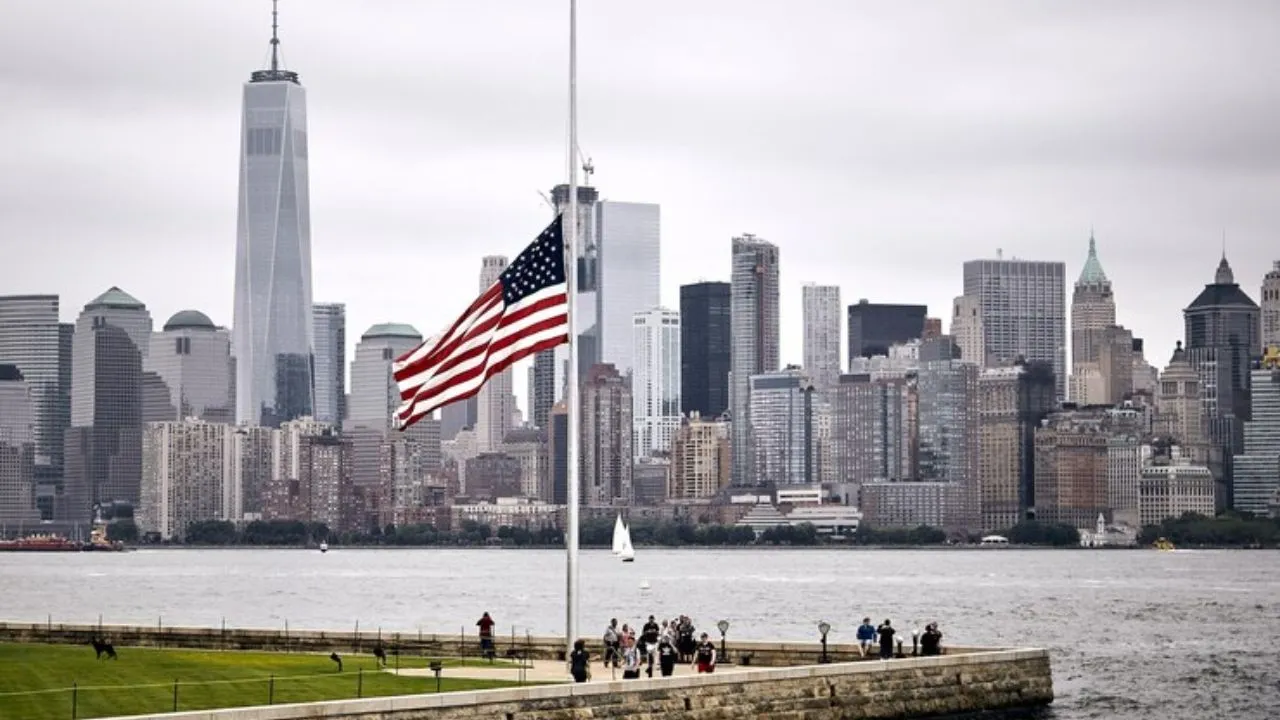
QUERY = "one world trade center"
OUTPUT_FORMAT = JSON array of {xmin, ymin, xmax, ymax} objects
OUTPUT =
[{"xmin": 232, "ymin": 1, "xmax": 314, "ymax": 427}]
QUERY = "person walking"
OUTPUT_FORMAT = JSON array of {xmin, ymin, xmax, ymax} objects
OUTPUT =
[
  {"xmin": 641, "ymin": 615, "xmax": 660, "ymax": 677},
  {"xmin": 621, "ymin": 636, "xmax": 643, "ymax": 679},
  {"xmin": 476, "ymin": 612, "xmax": 495, "ymax": 660},
  {"xmin": 569, "ymin": 639, "xmax": 591, "ymax": 683},
  {"xmin": 876, "ymin": 619, "xmax": 896, "ymax": 660},
  {"xmin": 856, "ymin": 617, "xmax": 876, "ymax": 658}
]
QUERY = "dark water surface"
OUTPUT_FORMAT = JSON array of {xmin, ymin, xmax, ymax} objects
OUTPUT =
[{"xmin": 2, "ymin": 547, "xmax": 1278, "ymax": 718}]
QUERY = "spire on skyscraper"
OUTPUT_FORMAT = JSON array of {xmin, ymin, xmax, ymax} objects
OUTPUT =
[
  {"xmin": 251, "ymin": 0, "xmax": 299, "ymax": 84},
  {"xmin": 1076, "ymin": 230, "xmax": 1109, "ymax": 286}
]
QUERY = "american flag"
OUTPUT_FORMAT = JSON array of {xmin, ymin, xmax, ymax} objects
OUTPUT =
[{"xmin": 392, "ymin": 217, "xmax": 570, "ymax": 431}]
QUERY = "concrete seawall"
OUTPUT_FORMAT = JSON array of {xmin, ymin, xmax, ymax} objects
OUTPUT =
[
  {"xmin": 0, "ymin": 622, "xmax": 1053, "ymax": 719},
  {"xmin": 102, "ymin": 650, "xmax": 1052, "ymax": 720},
  {"xmin": 0, "ymin": 621, "xmax": 1010, "ymax": 667}
]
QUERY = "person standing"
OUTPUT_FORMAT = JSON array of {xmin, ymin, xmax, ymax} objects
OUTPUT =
[
  {"xmin": 641, "ymin": 615, "xmax": 660, "ymax": 677},
  {"xmin": 621, "ymin": 636, "xmax": 643, "ymax": 679},
  {"xmin": 476, "ymin": 612, "xmax": 495, "ymax": 660},
  {"xmin": 657, "ymin": 633, "xmax": 678, "ymax": 677},
  {"xmin": 693, "ymin": 632, "xmax": 717, "ymax": 674},
  {"xmin": 921, "ymin": 623, "xmax": 943, "ymax": 656},
  {"xmin": 876, "ymin": 619, "xmax": 896, "ymax": 660},
  {"xmin": 569, "ymin": 639, "xmax": 591, "ymax": 683},
  {"xmin": 856, "ymin": 617, "xmax": 876, "ymax": 658},
  {"xmin": 603, "ymin": 619, "xmax": 620, "ymax": 668}
]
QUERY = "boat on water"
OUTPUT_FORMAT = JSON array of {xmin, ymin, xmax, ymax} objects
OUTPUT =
[
  {"xmin": 0, "ymin": 524, "xmax": 124, "ymax": 553},
  {"xmin": 611, "ymin": 514, "xmax": 625, "ymax": 555},
  {"xmin": 619, "ymin": 523, "xmax": 635, "ymax": 563},
  {"xmin": 1152, "ymin": 537, "xmax": 1175, "ymax": 551},
  {"xmin": 319, "ymin": 541, "xmax": 329, "ymax": 553}
]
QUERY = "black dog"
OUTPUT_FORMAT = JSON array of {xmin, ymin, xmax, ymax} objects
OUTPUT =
[
  {"xmin": 91, "ymin": 638, "xmax": 117, "ymax": 660},
  {"xmin": 329, "ymin": 652, "xmax": 343, "ymax": 672},
  {"xmin": 372, "ymin": 645, "xmax": 387, "ymax": 667}
]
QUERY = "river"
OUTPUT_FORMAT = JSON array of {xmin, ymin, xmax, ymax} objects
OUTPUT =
[{"xmin": 2, "ymin": 547, "xmax": 1277, "ymax": 719}]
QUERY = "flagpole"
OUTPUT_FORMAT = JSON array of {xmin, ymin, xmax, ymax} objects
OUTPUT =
[{"xmin": 564, "ymin": 0, "xmax": 581, "ymax": 663}]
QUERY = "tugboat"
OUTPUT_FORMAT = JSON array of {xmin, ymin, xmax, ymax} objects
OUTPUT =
[{"xmin": 1152, "ymin": 537, "xmax": 1175, "ymax": 551}]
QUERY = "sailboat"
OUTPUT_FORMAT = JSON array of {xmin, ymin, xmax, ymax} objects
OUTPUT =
[
  {"xmin": 611, "ymin": 514, "xmax": 625, "ymax": 555},
  {"xmin": 619, "ymin": 522, "xmax": 635, "ymax": 563}
]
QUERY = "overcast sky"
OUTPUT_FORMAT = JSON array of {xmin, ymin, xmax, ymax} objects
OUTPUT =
[{"xmin": 3, "ymin": 1, "xmax": 1278, "ymax": 411}]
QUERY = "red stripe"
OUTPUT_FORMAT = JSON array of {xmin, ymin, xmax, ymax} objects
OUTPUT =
[
  {"xmin": 393, "ymin": 283, "xmax": 502, "ymax": 378},
  {"xmin": 398, "ymin": 332, "xmax": 569, "ymax": 430},
  {"xmin": 394, "ymin": 311, "xmax": 565, "ymax": 417},
  {"xmin": 394, "ymin": 289, "xmax": 503, "ymax": 386},
  {"xmin": 397, "ymin": 313, "xmax": 568, "ymax": 422},
  {"xmin": 397, "ymin": 292, "xmax": 567, "ymax": 401}
]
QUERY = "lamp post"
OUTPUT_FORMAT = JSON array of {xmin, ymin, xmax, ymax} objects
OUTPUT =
[
  {"xmin": 817, "ymin": 621, "xmax": 831, "ymax": 664},
  {"xmin": 717, "ymin": 620, "xmax": 730, "ymax": 663},
  {"xmin": 429, "ymin": 661, "xmax": 443, "ymax": 694},
  {"xmin": 911, "ymin": 629, "xmax": 919, "ymax": 657}
]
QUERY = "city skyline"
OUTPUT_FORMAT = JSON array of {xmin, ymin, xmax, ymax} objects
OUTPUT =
[{"xmin": 3, "ymin": 2, "xmax": 1280, "ymax": 413}]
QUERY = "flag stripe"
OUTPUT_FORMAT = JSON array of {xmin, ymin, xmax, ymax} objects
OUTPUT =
[
  {"xmin": 394, "ymin": 284, "xmax": 504, "ymax": 383},
  {"xmin": 395, "ymin": 291, "xmax": 568, "ymax": 421},
  {"xmin": 395, "ymin": 285, "xmax": 565, "ymax": 399},
  {"xmin": 396, "ymin": 330, "xmax": 568, "ymax": 429}
]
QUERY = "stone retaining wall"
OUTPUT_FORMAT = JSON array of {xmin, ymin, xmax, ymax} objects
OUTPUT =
[
  {"xmin": 103, "ymin": 648, "xmax": 1054, "ymax": 720},
  {"xmin": 0, "ymin": 621, "xmax": 997, "ymax": 667}
]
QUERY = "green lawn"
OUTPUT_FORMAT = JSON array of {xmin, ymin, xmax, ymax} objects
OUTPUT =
[{"xmin": 0, "ymin": 643, "xmax": 527, "ymax": 720}]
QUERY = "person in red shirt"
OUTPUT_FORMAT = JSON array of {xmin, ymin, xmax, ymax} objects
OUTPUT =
[{"xmin": 477, "ymin": 612, "xmax": 495, "ymax": 660}]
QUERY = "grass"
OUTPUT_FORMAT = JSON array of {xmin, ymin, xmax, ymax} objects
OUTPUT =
[{"xmin": 0, "ymin": 643, "xmax": 528, "ymax": 720}]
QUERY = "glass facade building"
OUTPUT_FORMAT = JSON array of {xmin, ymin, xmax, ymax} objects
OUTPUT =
[
  {"xmin": 312, "ymin": 303, "xmax": 346, "ymax": 425},
  {"xmin": 679, "ymin": 282, "xmax": 731, "ymax": 419},
  {"xmin": 729, "ymin": 235, "xmax": 780, "ymax": 485},
  {"xmin": 632, "ymin": 308, "xmax": 681, "ymax": 459},
  {"xmin": 0, "ymin": 295, "xmax": 69, "ymax": 482},
  {"xmin": 348, "ymin": 323, "xmax": 423, "ymax": 432},
  {"xmin": 232, "ymin": 47, "xmax": 315, "ymax": 427},
  {"xmin": 596, "ymin": 201, "xmax": 660, "ymax": 375}
]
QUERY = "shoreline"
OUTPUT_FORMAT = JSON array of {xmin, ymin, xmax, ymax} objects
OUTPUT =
[{"xmin": 88, "ymin": 543, "xmax": 1246, "ymax": 551}]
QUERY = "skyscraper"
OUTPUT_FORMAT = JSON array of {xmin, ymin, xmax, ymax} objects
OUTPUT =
[
  {"xmin": 1069, "ymin": 234, "xmax": 1116, "ymax": 404},
  {"xmin": 729, "ymin": 235, "xmax": 780, "ymax": 485},
  {"xmin": 0, "ymin": 295, "xmax": 69, "ymax": 487},
  {"xmin": 551, "ymin": 183, "xmax": 601, "ymax": 378},
  {"xmin": 1232, "ymin": 364, "xmax": 1280, "ymax": 516},
  {"xmin": 475, "ymin": 257, "xmax": 515, "ymax": 451},
  {"xmin": 0, "ymin": 365, "xmax": 40, "ymax": 527},
  {"xmin": 531, "ymin": 347, "xmax": 556, "ymax": 429},
  {"xmin": 312, "ymin": 303, "xmax": 346, "ymax": 424},
  {"xmin": 963, "ymin": 257, "xmax": 1067, "ymax": 401},
  {"xmin": 802, "ymin": 284, "xmax": 841, "ymax": 387},
  {"xmin": 679, "ymin": 282, "xmax": 731, "ymax": 419},
  {"xmin": 1261, "ymin": 262, "xmax": 1280, "ymax": 350},
  {"xmin": 232, "ymin": 4, "xmax": 315, "ymax": 427},
  {"xmin": 846, "ymin": 300, "xmax": 928, "ymax": 359},
  {"xmin": 65, "ymin": 287, "xmax": 153, "ymax": 519},
  {"xmin": 1184, "ymin": 254, "xmax": 1260, "ymax": 507},
  {"xmin": 348, "ymin": 323, "xmax": 423, "ymax": 432},
  {"xmin": 632, "ymin": 308, "xmax": 681, "ymax": 459},
  {"xmin": 748, "ymin": 367, "xmax": 817, "ymax": 486},
  {"xmin": 950, "ymin": 295, "xmax": 985, "ymax": 366},
  {"xmin": 581, "ymin": 364, "xmax": 632, "ymax": 505},
  {"xmin": 145, "ymin": 311, "xmax": 234, "ymax": 423},
  {"xmin": 596, "ymin": 201, "xmax": 660, "ymax": 374}
]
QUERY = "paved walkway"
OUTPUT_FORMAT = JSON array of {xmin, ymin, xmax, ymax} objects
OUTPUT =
[{"xmin": 393, "ymin": 658, "xmax": 753, "ymax": 684}]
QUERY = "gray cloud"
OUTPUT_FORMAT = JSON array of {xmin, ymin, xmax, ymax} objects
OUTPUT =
[{"xmin": 3, "ymin": 0, "xmax": 1279, "ymax": 407}]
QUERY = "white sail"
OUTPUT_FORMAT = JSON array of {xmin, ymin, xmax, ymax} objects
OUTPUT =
[
  {"xmin": 619, "ymin": 523, "xmax": 635, "ymax": 562},
  {"xmin": 611, "ymin": 514, "xmax": 625, "ymax": 555}
]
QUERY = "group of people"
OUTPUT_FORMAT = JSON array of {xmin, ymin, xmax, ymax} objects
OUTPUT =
[
  {"xmin": 568, "ymin": 615, "xmax": 717, "ymax": 683},
  {"xmin": 854, "ymin": 618, "xmax": 943, "ymax": 659}
]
